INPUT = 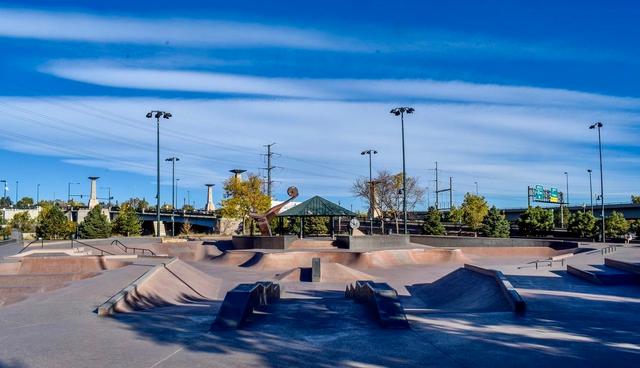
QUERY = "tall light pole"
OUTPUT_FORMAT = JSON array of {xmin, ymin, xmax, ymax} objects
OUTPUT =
[
  {"xmin": 474, "ymin": 181, "xmax": 479, "ymax": 196},
  {"xmin": 587, "ymin": 169, "xmax": 593, "ymax": 215},
  {"xmin": 176, "ymin": 178, "xmax": 180, "ymax": 210},
  {"xmin": 589, "ymin": 122, "xmax": 605, "ymax": 243},
  {"xmin": 0, "ymin": 180, "xmax": 7, "ymax": 205},
  {"xmin": 15, "ymin": 180, "xmax": 18, "ymax": 205},
  {"xmin": 165, "ymin": 157, "xmax": 180, "ymax": 236},
  {"xmin": 146, "ymin": 110, "xmax": 172, "ymax": 237},
  {"xmin": 564, "ymin": 172, "xmax": 569, "ymax": 207},
  {"xmin": 36, "ymin": 184, "xmax": 40, "ymax": 205},
  {"xmin": 361, "ymin": 149, "xmax": 378, "ymax": 235},
  {"xmin": 390, "ymin": 106, "xmax": 414, "ymax": 234}
]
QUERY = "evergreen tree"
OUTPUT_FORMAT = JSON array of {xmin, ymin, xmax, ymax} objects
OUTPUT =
[
  {"xmin": 304, "ymin": 217, "xmax": 329, "ymax": 236},
  {"xmin": 78, "ymin": 206, "xmax": 112, "ymax": 239},
  {"xmin": 481, "ymin": 206, "xmax": 510, "ymax": 238},
  {"xmin": 112, "ymin": 204, "xmax": 142, "ymax": 236},
  {"xmin": 603, "ymin": 211, "xmax": 629, "ymax": 239},
  {"xmin": 36, "ymin": 204, "xmax": 75, "ymax": 240},
  {"xmin": 567, "ymin": 211, "xmax": 597, "ymax": 238},
  {"xmin": 422, "ymin": 207, "xmax": 445, "ymax": 235},
  {"xmin": 518, "ymin": 206, "xmax": 554, "ymax": 236}
]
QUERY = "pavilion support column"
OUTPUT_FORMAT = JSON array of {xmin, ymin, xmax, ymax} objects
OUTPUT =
[
  {"xmin": 330, "ymin": 216, "xmax": 335, "ymax": 238},
  {"xmin": 300, "ymin": 217, "xmax": 304, "ymax": 238}
]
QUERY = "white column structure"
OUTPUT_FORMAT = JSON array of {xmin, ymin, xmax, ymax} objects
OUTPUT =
[
  {"xmin": 87, "ymin": 176, "xmax": 100, "ymax": 209},
  {"xmin": 205, "ymin": 184, "xmax": 215, "ymax": 212}
]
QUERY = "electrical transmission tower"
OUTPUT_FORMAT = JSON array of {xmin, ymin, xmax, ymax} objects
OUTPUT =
[{"xmin": 261, "ymin": 143, "xmax": 279, "ymax": 198}]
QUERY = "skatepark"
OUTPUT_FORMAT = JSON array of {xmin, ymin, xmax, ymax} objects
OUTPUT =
[{"xmin": 0, "ymin": 236, "xmax": 638, "ymax": 368}]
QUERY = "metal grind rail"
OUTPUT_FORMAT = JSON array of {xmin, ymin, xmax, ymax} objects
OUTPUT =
[{"xmin": 110, "ymin": 239, "xmax": 157, "ymax": 256}]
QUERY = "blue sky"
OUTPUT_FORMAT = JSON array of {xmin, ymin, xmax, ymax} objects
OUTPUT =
[{"xmin": 0, "ymin": 1, "xmax": 639, "ymax": 210}]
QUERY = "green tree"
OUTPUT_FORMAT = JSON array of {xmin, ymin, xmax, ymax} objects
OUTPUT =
[
  {"xmin": 304, "ymin": 217, "xmax": 329, "ymax": 236},
  {"xmin": 182, "ymin": 204, "xmax": 195, "ymax": 212},
  {"xmin": 553, "ymin": 206, "xmax": 570, "ymax": 228},
  {"xmin": 481, "ymin": 206, "xmax": 510, "ymax": 238},
  {"xmin": 447, "ymin": 205, "xmax": 463, "ymax": 233},
  {"xmin": 123, "ymin": 197, "xmax": 149, "ymax": 212},
  {"xmin": 567, "ymin": 211, "xmax": 597, "ymax": 238},
  {"xmin": 603, "ymin": 211, "xmax": 629, "ymax": 238},
  {"xmin": 220, "ymin": 173, "xmax": 271, "ymax": 235},
  {"xmin": 629, "ymin": 220, "xmax": 640, "ymax": 235},
  {"xmin": 518, "ymin": 206, "xmax": 554, "ymax": 236},
  {"xmin": 0, "ymin": 196, "xmax": 13, "ymax": 208},
  {"xmin": 631, "ymin": 195, "xmax": 640, "ymax": 204},
  {"xmin": 422, "ymin": 207, "xmax": 445, "ymax": 235},
  {"xmin": 36, "ymin": 204, "xmax": 75, "ymax": 240},
  {"xmin": 9, "ymin": 211, "xmax": 36, "ymax": 232},
  {"xmin": 16, "ymin": 197, "xmax": 34, "ymax": 208},
  {"xmin": 78, "ymin": 206, "xmax": 112, "ymax": 239},
  {"xmin": 112, "ymin": 204, "xmax": 142, "ymax": 236},
  {"xmin": 461, "ymin": 193, "xmax": 489, "ymax": 232}
]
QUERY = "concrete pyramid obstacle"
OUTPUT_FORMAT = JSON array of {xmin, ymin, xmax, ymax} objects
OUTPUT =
[{"xmin": 99, "ymin": 258, "xmax": 222, "ymax": 315}]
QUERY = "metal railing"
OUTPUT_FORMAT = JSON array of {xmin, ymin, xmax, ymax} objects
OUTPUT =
[
  {"xmin": 71, "ymin": 238, "xmax": 115, "ymax": 256},
  {"xmin": 110, "ymin": 239, "xmax": 156, "ymax": 256},
  {"xmin": 18, "ymin": 237, "xmax": 44, "ymax": 254}
]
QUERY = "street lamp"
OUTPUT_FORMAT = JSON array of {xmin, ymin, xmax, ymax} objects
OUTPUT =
[
  {"xmin": 361, "ymin": 149, "xmax": 378, "ymax": 235},
  {"xmin": 15, "ymin": 180, "xmax": 18, "ymax": 205},
  {"xmin": 0, "ymin": 180, "xmax": 7, "ymax": 205},
  {"xmin": 390, "ymin": 106, "xmax": 414, "ymax": 234},
  {"xmin": 146, "ymin": 110, "xmax": 172, "ymax": 237},
  {"xmin": 36, "ymin": 184, "xmax": 41, "ymax": 205},
  {"xmin": 564, "ymin": 172, "xmax": 569, "ymax": 207},
  {"xmin": 165, "ymin": 157, "xmax": 180, "ymax": 236},
  {"xmin": 474, "ymin": 181, "xmax": 479, "ymax": 196},
  {"xmin": 589, "ymin": 122, "xmax": 605, "ymax": 243},
  {"xmin": 587, "ymin": 169, "xmax": 593, "ymax": 215}
]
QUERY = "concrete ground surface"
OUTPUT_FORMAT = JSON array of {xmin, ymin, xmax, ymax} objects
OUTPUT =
[{"xmin": 0, "ymin": 238, "xmax": 639, "ymax": 367}]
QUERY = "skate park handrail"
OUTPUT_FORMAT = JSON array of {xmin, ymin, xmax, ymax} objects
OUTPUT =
[
  {"xmin": 212, "ymin": 281, "xmax": 281, "ymax": 329},
  {"xmin": 72, "ymin": 239, "xmax": 115, "ymax": 256},
  {"xmin": 17, "ymin": 238, "xmax": 44, "ymax": 254},
  {"xmin": 346, "ymin": 280, "xmax": 410, "ymax": 329},
  {"xmin": 464, "ymin": 264, "xmax": 526, "ymax": 314},
  {"xmin": 110, "ymin": 239, "xmax": 157, "ymax": 256}
]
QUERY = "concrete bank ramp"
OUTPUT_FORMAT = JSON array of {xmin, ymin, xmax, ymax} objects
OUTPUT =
[
  {"xmin": 0, "ymin": 256, "xmax": 129, "ymax": 307},
  {"xmin": 567, "ymin": 263, "xmax": 640, "ymax": 285},
  {"xmin": 101, "ymin": 259, "xmax": 222, "ymax": 315},
  {"xmin": 230, "ymin": 248, "xmax": 466, "ymax": 271},
  {"xmin": 275, "ymin": 262, "xmax": 376, "ymax": 283},
  {"xmin": 411, "ymin": 268, "xmax": 512, "ymax": 313}
]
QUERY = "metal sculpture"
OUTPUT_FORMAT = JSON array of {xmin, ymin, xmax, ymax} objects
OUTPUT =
[{"xmin": 249, "ymin": 186, "xmax": 298, "ymax": 236}]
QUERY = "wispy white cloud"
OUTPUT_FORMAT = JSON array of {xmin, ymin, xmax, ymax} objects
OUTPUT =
[
  {"xmin": 0, "ymin": 7, "xmax": 361, "ymax": 51},
  {"xmin": 43, "ymin": 63, "xmax": 640, "ymax": 113},
  {"xmin": 0, "ymin": 95, "xmax": 637, "ymax": 207}
]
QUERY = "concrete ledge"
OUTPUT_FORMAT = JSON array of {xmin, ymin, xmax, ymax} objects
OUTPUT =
[
  {"xmin": 411, "ymin": 235, "xmax": 578, "ymax": 250},
  {"xmin": 346, "ymin": 280, "xmax": 410, "ymax": 329},
  {"xmin": 605, "ymin": 258, "xmax": 640, "ymax": 275},
  {"xmin": 464, "ymin": 264, "xmax": 526, "ymax": 314},
  {"xmin": 212, "ymin": 281, "xmax": 280, "ymax": 329},
  {"xmin": 231, "ymin": 235, "xmax": 298, "ymax": 250},
  {"xmin": 335, "ymin": 235, "xmax": 410, "ymax": 250},
  {"xmin": 566, "ymin": 265, "xmax": 603, "ymax": 285},
  {"xmin": 97, "ymin": 258, "xmax": 178, "ymax": 317}
]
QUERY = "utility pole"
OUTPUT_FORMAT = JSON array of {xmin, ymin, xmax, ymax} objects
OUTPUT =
[
  {"xmin": 361, "ymin": 149, "xmax": 378, "ymax": 235},
  {"xmin": 36, "ymin": 184, "xmax": 40, "ymax": 204},
  {"xmin": 15, "ymin": 180, "xmax": 18, "ymax": 205},
  {"xmin": 262, "ymin": 143, "xmax": 278, "ymax": 199},
  {"xmin": 589, "ymin": 122, "xmax": 605, "ymax": 243}
]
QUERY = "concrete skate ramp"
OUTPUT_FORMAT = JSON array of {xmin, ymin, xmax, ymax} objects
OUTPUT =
[
  {"xmin": 460, "ymin": 246, "xmax": 574, "ymax": 258},
  {"xmin": 110, "ymin": 259, "xmax": 222, "ymax": 313},
  {"xmin": 275, "ymin": 262, "xmax": 376, "ymax": 283},
  {"xmin": 238, "ymin": 248, "xmax": 466, "ymax": 271},
  {"xmin": 15, "ymin": 256, "xmax": 129, "ymax": 274},
  {"xmin": 411, "ymin": 268, "xmax": 512, "ymax": 312},
  {"xmin": 152, "ymin": 241, "xmax": 222, "ymax": 261},
  {"xmin": 0, "ymin": 256, "xmax": 129, "ymax": 307},
  {"xmin": 210, "ymin": 250, "xmax": 258, "ymax": 266}
]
